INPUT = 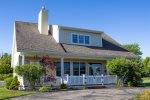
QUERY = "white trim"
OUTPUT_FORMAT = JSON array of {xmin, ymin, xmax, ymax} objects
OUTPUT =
[
  {"xmin": 61, "ymin": 58, "xmax": 64, "ymax": 78},
  {"xmin": 70, "ymin": 62, "xmax": 73, "ymax": 76},
  {"xmin": 20, "ymin": 50, "xmax": 136, "ymax": 60},
  {"xmin": 22, "ymin": 55, "xmax": 25, "ymax": 65},
  {"xmin": 59, "ymin": 25, "xmax": 104, "ymax": 34}
]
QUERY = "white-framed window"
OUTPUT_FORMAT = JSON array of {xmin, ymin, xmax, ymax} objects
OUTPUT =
[
  {"xmin": 72, "ymin": 33, "xmax": 90, "ymax": 45},
  {"xmin": 79, "ymin": 35, "xmax": 84, "ymax": 44},
  {"xmin": 72, "ymin": 34, "xmax": 78, "ymax": 43},
  {"xmin": 73, "ymin": 62, "xmax": 86, "ymax": 76}
]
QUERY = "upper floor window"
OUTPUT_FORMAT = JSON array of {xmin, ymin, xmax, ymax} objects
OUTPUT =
[
  {"xmin": 85, "ymin": 36, "xmax": 90, "ymax": 44},
  {"xmin": 72, "ymin": 34, "xmax": 90, "ymax": 45},
  {"xmin": 72, "ymin": 34, "xmax": 78, "ymax": 43}
]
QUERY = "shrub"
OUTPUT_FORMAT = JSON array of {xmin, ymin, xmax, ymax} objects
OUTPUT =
[
  {"xmin": 0, "ymin": 55, "xmax": 13, "ymax": 74},
  {"xmin": 127, "ymin": 81, "xmax": 133, "ymax": 87},
  {"xmin": 9, "ymin": 76, "xmax": 20, "ymax": 90},
  {"xmin": 107, "ymin": 58, "xmax": 143, "ymax": 86},
  {"xmin": 15, "ymin": 64, "xmax": 44, "ymax": 90},
  {"xmin": 39, "ymin": 86, "xmax": 52, "ymax": 92},
  {"xmin": 116, "ymin": 79, "xmax": 123, "ymax": 87},
  {"xmin": 4, "ymin": 77, "xmax": 13, "ymax": 89},
  {"xmin": 0, "ymin": 73, "xmax": 13, "ymax": 81},
  {"xmin": 134, "ymin": 90, "xmax": 150, "ymax": 100},
  {"xmin": 60, "ymin": 83, "xmax": 67, "ymax": 89}
]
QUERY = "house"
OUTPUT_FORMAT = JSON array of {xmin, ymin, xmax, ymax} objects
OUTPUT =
[{"xmin": 11, "ymin": 7, "xmax": 136, "ymax": 89}]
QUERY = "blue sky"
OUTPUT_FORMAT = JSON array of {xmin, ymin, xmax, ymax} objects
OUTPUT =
[{"xmin": 0, "ymin": 0, "xmax": 150, "ymax": 58}]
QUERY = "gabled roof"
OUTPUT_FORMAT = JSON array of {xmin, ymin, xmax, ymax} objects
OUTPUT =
[{"xmin": 15, "ymin": 21, "xmax": 136, "ymax": 58}]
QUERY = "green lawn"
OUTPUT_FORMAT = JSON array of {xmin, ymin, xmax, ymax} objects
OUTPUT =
[
  {"xmin": 142, "ymin": 77, "xmax": 150, "ymax": 87},
  {"xmin": 0, "ymin": 88, "xmax": 36, "ymax": 100}
]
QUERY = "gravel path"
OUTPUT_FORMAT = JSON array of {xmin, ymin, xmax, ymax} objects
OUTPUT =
[{"xmin": 8, "ymin": 88, "xmax": 150, "ymax": 100}]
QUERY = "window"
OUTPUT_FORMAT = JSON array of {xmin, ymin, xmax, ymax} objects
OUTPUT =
[
  {"xmin": 72, "ymin": 34, "xmax": 90, "ymax": 45},
  {"xmin": 56, "ymin": 62, "xmax": 61, "ymax": 76},
  {"xmin": 72, "ymin": 34, "xmax": 78, "ymax": 43},
  {"xmin": 80, "ymin": 62, "xmax": 86, "ymax": 75},
  {"xmin": 73, "ymin": 62, "xmax": 79, "ymax": 76},
  {"xmin": 64, "ymin": 62, "xmax": 70, "ymax": 75},
  {"xmin": 85, "ymin": 36, "xmax": 90, "ymax": 44},
  {"xmin": 73, "ymin": 62, "xmax": 86, "ymax": 76},
  {"xmin": 79, "ymin": 35, "xmax": 84, "ymax": 44}
]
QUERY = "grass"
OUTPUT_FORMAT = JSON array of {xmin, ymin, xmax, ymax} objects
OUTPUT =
[
  {"xmin": 0, "ymin": 88, "xmax": 36, "ymax": 100},
  {"xmin": 142, "ymin": 77, "xmax": 150, "ymax": 87}
]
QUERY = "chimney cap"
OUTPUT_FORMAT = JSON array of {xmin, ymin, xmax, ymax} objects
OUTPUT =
[{"xmin": 42, "ymin": 6, "xmax": 46, "ymax": 10}]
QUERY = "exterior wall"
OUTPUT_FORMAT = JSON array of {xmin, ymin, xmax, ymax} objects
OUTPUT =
[
  {"xmin": 52, "ymin": 25, "xmax": 59, "ymax": 43},
  {"xmin": 25, "ymin": 57, "xmax": 107, "ymax": 76},
  {"xmin": 59, "ymin": 29, "xmax": 102, "ymax": 47}
]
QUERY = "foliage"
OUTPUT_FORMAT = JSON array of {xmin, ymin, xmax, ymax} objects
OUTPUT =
[
  {"xmin": 127, "ymin": 81, "xmax": 134, "ymax": 87},
  {"xmin": 4, "ymin": 77, "xmax": 13, "ymax": 89},
  {"xmin": 107, "ymin": 58, "xmax": 143, "ymax": 86},
  {"xmin": 60, "ymin": 83, "xmax": 68, "ymax": 89},
  {"xmin": 15, "ymin": 64, "xmax": 44, "ymax": 90},
  {"xmin": 142, "ymin": 77, "xmax": 150, "ymax": 87},
  {"xmin": 143, "ymin": 57, "xmax": 150, "ymax": 75},
  {"xmin": 0, "ymin": 73, "xmax": 13, "ymax": 81},
  {"xmin": 9, "ymin": 76, "xmax": 20, "ymax": 90},
  {"xmin": 0, "ymin": 88, "xmax": 36, "ymax": 100},
  {"xmin": 39, "ymin": 86, "xmax": 52, "ymax": 92},
  {"xmin": 123, "ymin": 43, "xmax": 142, "ymax": 59},
  {"xmin": 40, "ymin": 56, "xmax": 56, "ymax": 82},
  {"xmin": 116, "ymin": 79, "xmax": 123, "ymax": 87},
  {"xmin": 134, "ymin": 90, "xmax": 150, "ymax": 100},
  {"xmin": 0, "ymin": 54, "xmax": 12, "ymax": 74}
]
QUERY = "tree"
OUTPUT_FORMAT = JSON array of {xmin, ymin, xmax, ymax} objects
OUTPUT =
[
  {"xmin": 143, "ymin": 57, "xmax": 150, "ymax": 75},
  {"xmin": 107, "ymin": 58, "xmax": 143, "ymax": 86},
  {"xmin": 123, "ymin": 43, "xmax": 142, "ymax": 58},
  {"xmin": 0, "ymin": 54, "xmax": 12, "ymax": 74},
  {"xmin": 15, "ymin": 64, "xmax": 44, "ymax": 90}
]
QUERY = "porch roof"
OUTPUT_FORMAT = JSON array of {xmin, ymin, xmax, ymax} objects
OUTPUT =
[{"xmin": 15, "ymin": 21, "xmax": 136, "ymax": 59}]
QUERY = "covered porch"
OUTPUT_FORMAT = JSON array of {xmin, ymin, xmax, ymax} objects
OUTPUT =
[{"xmin": 22, "ymin": 55, "xmax": 117, "ymax": 86}]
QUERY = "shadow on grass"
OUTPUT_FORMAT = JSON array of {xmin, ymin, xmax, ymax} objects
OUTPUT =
[{"xmin": 142, "ymin": 83, "xmax": 150, "ymax": 87}]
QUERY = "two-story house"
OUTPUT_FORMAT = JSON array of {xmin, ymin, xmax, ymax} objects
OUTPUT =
[{"xmin": 11, "ymin": 7, "xmax": 136, "ymax": 89}]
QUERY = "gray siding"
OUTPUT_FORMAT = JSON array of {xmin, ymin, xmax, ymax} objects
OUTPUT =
[{"xmin": 59, "ymin": 29, "xmax": 102, "ymax": 47}]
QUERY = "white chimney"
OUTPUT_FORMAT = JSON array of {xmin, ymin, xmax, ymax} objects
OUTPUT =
[{"xmin": 38, "ymin": 7, "xmax": 49, "ymax": 35}]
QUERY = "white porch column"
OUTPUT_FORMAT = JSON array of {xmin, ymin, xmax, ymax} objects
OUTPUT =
[
  {"xmin": 22, "ymin": 55, "xmax": 25, "ymax": 65},
  {"xmin": 61, "ymin": 58, "xmax": 64, "ymax": 78},
  {"xmin": 106, "ymin": 60, "xmax": 110, "ymax": 75}
]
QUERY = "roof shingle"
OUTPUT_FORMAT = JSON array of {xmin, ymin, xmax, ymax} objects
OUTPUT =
[{"xmin": 15, "ymin": 21, "xmax": 136, "ymax": 58}]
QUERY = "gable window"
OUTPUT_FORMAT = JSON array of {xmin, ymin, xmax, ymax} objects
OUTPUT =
[
  {"xmin": 72, "ymin": 34, "xmax": 90, "ymax": 45},
  {"xmin": 79, "ymin": 35, "xmax": 84, "ymax": 44},
  {"xmin": 85, "ymin": 36, "xmax": 90, "ymax": 44},
  {"xmin": 72, "ymin": 34, "xmax": 78, "ymax": 43}
]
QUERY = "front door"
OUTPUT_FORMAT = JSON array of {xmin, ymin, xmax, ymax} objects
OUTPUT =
[{"xmin": 89, "ymin": 63, "xmax": 102, "ymax": 75}]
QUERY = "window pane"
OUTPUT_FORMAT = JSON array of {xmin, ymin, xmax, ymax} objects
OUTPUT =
[
  {"xmin": 79, "ymin": 35, "xmax": 84, "ymax": 44},
  {"xmin": 80, "ymin": 62, "xmax": 86, "ymax": 75},
  {"xmin": 85, "ymin": 36, "xmax": 90, "ymax": 44},
  {"xmin": 56, "ymin": 62, "xmax": 61, "ymax": 76},
  {"xmin": 64, "ymin": 62, "xmax": 70, "ymax": 75},
  {"xmin": 73, "ymin": 62, "xmax": 79, "ymax": 75},
  {"xmin": 72, "ymin": 34, "xmax": 78, "ymax": 43}
]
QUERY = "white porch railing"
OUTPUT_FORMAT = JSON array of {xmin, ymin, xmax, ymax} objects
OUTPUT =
[{"xmin": 63, "ymin": 75, "xmax": 117, "ymax": 86}]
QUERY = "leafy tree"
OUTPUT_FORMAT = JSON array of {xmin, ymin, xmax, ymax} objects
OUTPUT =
[
  {"xmin": 0, "ymin": 54, "xmax": 12, "ymax": 74},
  {"xmin": 123, "ymin": 43, "xmax": 142, "ymax": 58},
  {"xmin": 143, "ymin": 57, "xmax": 150, "ymax": 75},
  {"xmin": 15, "ymin": 64, "xmax": 44, "ymax": 90},
  {"xmin": 107, "ymin": 58, "xmax": 143, "ymax": 86}
]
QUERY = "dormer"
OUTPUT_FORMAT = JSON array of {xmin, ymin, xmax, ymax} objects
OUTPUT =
[{"xmin": 52, "ymin": 25, "xmax": 103, "ymax": 47}]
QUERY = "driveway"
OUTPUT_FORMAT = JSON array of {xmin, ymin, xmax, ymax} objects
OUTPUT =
[{"xmin": 8, "ymin": 88, "xmax": 149, "ymax": 100}]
